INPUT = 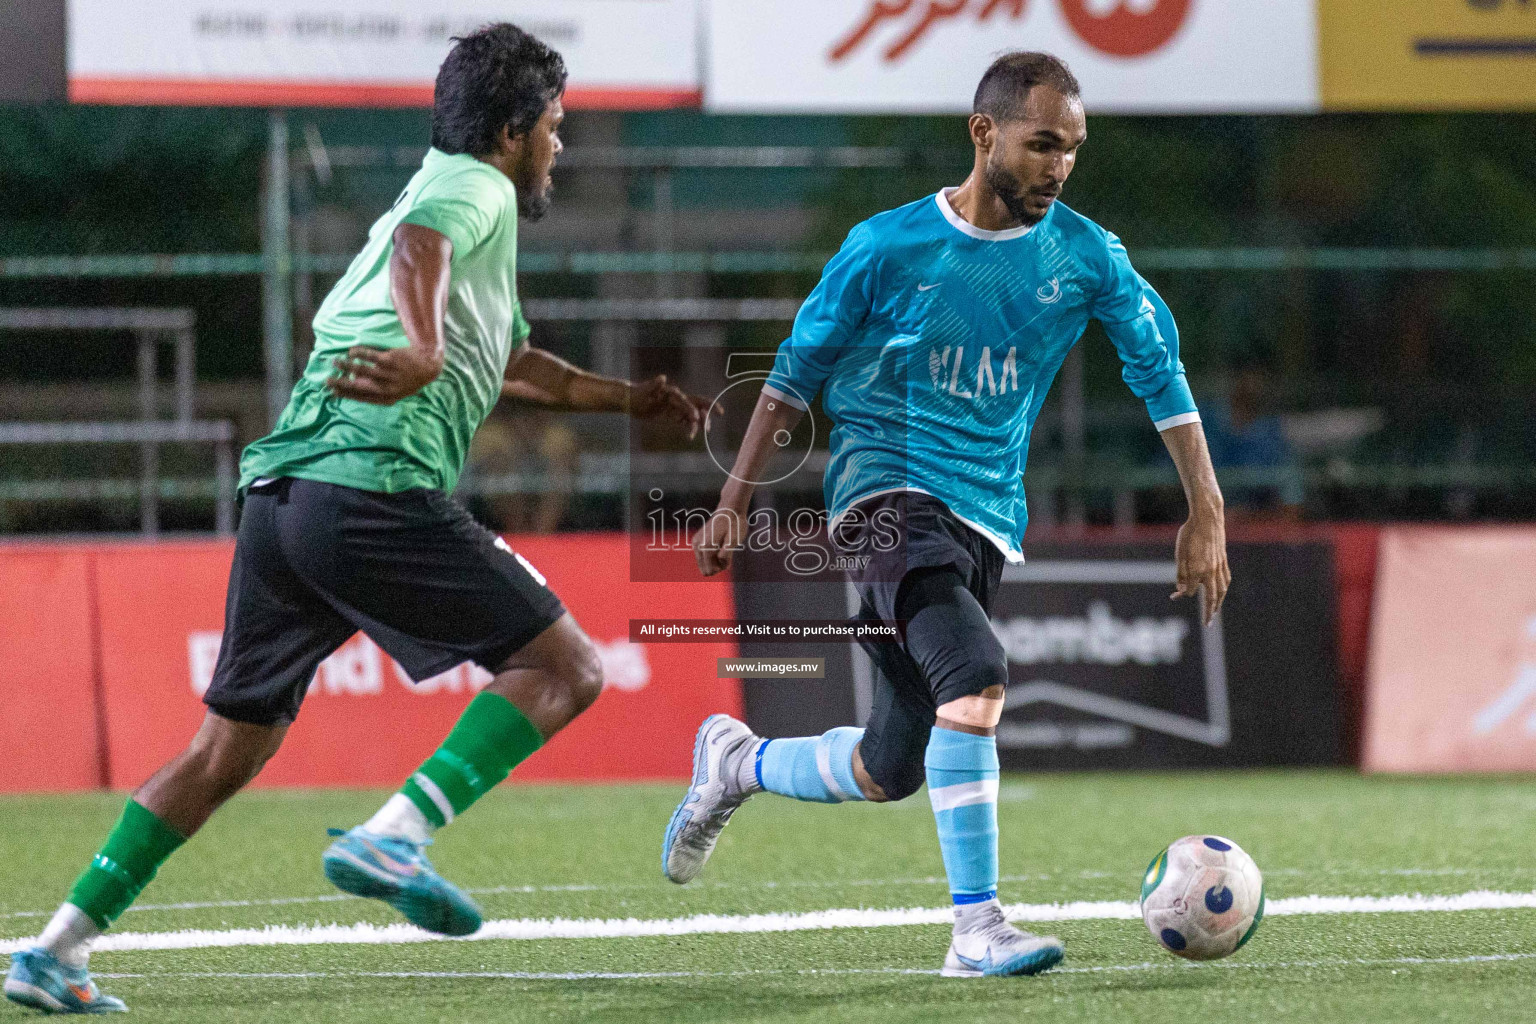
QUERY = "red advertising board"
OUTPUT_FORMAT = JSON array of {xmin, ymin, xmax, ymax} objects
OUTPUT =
[
  {"xmin": 93, "ymin": 541, "xmax": 234, "ymax": 789},
  {"xmin": 91, "ymin": 534, "xmax": 739, "ymax": 789},
  {"xmin": 1363, "ymin": 528, "xmax": 1536, "ymax": 773},
  {"xmin": 0, "ymin": 546, "xmax": 102, "ymax": 792}
]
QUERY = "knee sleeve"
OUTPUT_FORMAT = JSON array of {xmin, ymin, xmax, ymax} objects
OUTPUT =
[
  {"xmin": 899, "ymin": 568, "xmax": 1009, "ymax": 707},
  {"xmin": 868, "ymin": 755, "xmax": 927, "ymax": 802},
  {"xmin": 858, "ymin": 668, "xmax": 935, "ymax": 803}
]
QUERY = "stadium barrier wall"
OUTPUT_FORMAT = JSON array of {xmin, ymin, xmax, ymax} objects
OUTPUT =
[
  {"xmin": 1363, "ymin": 527, "xmax": 1536, "ymax": 773},
  {"xmin": 987, "ymin": 539, "xmax": 1345, "ymax": 769},
  {"xmin": 735, "ymin": 529, "xmax": 1377, "ymax": 769},
  {"xmin": 0, "ymin": 525, "xmax": 1394, "ymax": 789},
  {"xmin": 0, "ymin": 534, "xmax": 740, "ymax": 792},
  {"xmin": 0, "ymin": 546, "xmax": 103, "ymax": 791}
]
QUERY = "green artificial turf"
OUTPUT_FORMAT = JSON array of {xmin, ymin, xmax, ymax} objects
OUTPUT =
[{"xmin": 4, "ymin": 771, "xmax": 1536, "ymax": 1022}]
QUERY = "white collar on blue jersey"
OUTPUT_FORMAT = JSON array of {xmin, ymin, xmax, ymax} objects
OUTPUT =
[{"xmin": 935, "ymin": 188, "xmax": 1036, "ymax": 242}]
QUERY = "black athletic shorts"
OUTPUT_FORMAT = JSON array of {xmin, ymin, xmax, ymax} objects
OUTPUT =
[
  {"xmin": 834, "ymin": 490, "xmax": 1006, "ymax": 794},
  {"xmin": 203, "ymin": 477, "xmax": 567, "ymax": 727}
]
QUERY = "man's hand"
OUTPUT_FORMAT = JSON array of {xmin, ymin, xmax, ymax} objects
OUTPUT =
[
  {"xmin": 690, "ymin": 390, "xmax": 806, "ymax": 577},
  {"xmin": 1158, "ymin": 420, "xmax": 1230, "ymax": 626},
  {"xmin": 327, "ymin": 345, "xmax": 444, "ymax": 405},
  {"xmin": 1172, "ymin": 509, "xmax": 1230, "ymax": 626},
  {"xmin": 692, "ymin": 507, "xmax": 746, "ymax": 577},
  {"xmin": 628, "ymin": 374, "xmax": 716, "ymax": 440}
]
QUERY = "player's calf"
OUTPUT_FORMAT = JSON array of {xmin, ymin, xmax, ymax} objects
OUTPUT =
[
  {"xmin": 135, "ymin": 712, "xmax": 289, "ymax": 835},
  {"xmin": 483, "ymin": 613, "xmax": 604, "ymax": 736}
]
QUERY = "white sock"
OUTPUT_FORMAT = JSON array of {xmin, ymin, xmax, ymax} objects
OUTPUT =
[
  {"xmin": 362, "ymin": 793, "xmax": 433, "ymax": 845},
  {"xmin": 38, "ymin": 903, "xmax": 99, "ymax": 969},
  {"xmin": 731, "ymin": 737, "xmax": 766, "ymax": 796}
]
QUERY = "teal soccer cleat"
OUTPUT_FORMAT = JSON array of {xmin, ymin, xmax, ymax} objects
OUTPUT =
[
  {"xmin": 941, "ymin": 901, "xmax": 1065, "ymax": 978},
  {"xmin": 321, "ymin": 827, "xmax": 483, "ymax": 936},
  {"xmin": 4, "ymin": 948, "xmax": 127, "ymax": 1014}
]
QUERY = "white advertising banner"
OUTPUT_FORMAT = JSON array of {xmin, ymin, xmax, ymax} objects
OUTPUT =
[
  {"xmin": 705, "ymin": 0, "xmax": 1319, "ymax": 114},
  {"xmin": 67, "ymin": 0, "xmax": 700, "ymax": 108}
]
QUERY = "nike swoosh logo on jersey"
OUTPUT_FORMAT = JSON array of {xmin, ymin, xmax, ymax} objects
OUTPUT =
[{"xmin": 917, "ymin": 282, "xmax": 940, "ymax": 291}]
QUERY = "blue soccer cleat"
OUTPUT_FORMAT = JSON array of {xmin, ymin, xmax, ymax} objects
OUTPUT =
[
  {"xmin": 321, "ymin": 827, "xmax": 482, "ymax": 936},
  {"xmin": 941, "ymin": 902, "xmax": 1065, "ymax": 978},
  {"xmin": 4, "ymin": 948, "xmax": 127, "ymax": 1014}
]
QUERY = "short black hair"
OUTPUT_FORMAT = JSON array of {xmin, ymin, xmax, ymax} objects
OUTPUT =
[
  {"xmin": 973, "ymin": 52, "xmax": 1081, "ymax": 123},
  {"xmin": 431, "ymin": 23, "xmax": 567, "ymax": 157}
]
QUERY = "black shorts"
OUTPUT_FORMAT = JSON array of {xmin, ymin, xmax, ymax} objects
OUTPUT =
[
  {"xmin": 834, "ymin": 490, "xmax": 1007, "ymax": 795},
  {"xmin": 203, "ymin": 477, "xmax": 567, "ymax": 727}
]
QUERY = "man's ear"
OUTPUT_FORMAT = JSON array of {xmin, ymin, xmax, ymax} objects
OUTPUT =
[
  {"xmin": 497, "ymin": 123, "xmax": 523, "ymax": 163},
  {"xmin": 968, "ymin": 113, "xmax": 995, "ymax": 154}
]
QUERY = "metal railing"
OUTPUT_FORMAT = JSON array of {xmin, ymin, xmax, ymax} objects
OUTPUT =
[
  {"xmin": 0, "ymin": 308, "xmax": 236, "ymax": 536},
  {"xmin": 522, "ymin": 297, "xmax": 805, "ymax": 322},
  {"xmin": 0, "ymin": 307, "xmax": 198, "ymax": 421},
  {"xmin": 458, "ymin": 454, "xmax": 1536, "ymax": 530},
  {"xmin": 0, "ymin": 421, "xmax": 236, "ymax": 535},
  {"xmin": 4, "ymin": 140, "xmax": 1534, "ymax": 534},
  {"xmin": 7, "ymin": 246, "xmax": 1536, "ymax": 280}
]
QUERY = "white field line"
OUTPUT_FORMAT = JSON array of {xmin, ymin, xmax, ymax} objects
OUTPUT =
[
  {"xmin": 0, "ymin": 885, "xmax": 605, "ymax": 920},
  {"xmin": 5, "ymin": 890, "xmax": 1536, "ymax": 955},
  {"xmin": 87, "ymin": 951, "xmax": 1536, "ymax": 982},
  {"xmin": 1, "ymin": 866, "xmax": 1521, "ymax": 921}
]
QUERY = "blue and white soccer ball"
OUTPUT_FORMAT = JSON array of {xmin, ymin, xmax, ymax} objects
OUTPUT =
[{"xmin": 1139, "ymin": 835, "xmax": 1265, "ymax": 961}]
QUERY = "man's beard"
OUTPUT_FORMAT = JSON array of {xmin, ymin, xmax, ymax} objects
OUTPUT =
[
  {"xmin": 518, "ymin": 181, "xmax": 553, "ymax": 222},
  {"xmin": 984, "ymin": 160, "xmax": 1047, "ymax": 227}
]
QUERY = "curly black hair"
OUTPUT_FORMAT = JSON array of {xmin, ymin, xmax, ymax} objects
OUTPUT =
[
  {"xmin": 973, "ymin": 52, "xmax": 1080, "ymax": 123},
  {"xmin": 431, "ymin": 23, "xmax": 568, "ymax": 156}
]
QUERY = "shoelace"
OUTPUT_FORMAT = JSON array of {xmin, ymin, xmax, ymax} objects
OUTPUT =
[
  {"xmin": 679, "ymin": 803, "xmax": 739, "ymax": 850},
  {"xmin": 962, "ymin": 906, "xmax": 1034, "ymax": 950}
]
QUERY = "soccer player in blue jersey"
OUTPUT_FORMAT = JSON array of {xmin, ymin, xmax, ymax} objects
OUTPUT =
[{"xmin": 663, "ymin": 52, "xmax": 1231, "ymax": 978}]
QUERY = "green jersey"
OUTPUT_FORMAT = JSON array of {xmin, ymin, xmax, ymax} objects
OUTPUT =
[{"xmin": 240, "ymin": 148, "xmax": 531, "ymax": 494}]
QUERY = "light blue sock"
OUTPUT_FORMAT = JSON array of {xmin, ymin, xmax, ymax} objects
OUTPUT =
[
  {"xmin": 925, "ymin": 726, "xmax": 1000, "ymax": 904},
  {"xmin": 755, "ymin": 727, "xmax": 866, "ymax": 803}
]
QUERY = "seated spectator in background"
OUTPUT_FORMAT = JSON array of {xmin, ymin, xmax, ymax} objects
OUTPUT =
[
  {"xmin": 1204, "ymin": 367, "xmax": 1304, "ymax": 523},
  {"xmin": 460, "ymin": 406, "xmax": 579, "ymax": 534}
]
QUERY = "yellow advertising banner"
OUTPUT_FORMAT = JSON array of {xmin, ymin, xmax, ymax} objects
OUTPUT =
[{"xmin": 1322, "ymin": 0, "xmax": 1536, "ymax": 110}]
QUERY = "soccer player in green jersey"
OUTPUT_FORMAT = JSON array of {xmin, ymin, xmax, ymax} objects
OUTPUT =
[{"xmin": 4, "ymin": 24, "xmax": 711, "ymax": 1015}]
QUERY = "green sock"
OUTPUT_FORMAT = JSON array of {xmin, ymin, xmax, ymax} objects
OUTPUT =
[
  {"xmin": 400, "ymin": 692, "xmax": 544, "ymax": 828},
  {"xmin": 65, "ymin": 799, "xmax": 186, "ymax": 930}
]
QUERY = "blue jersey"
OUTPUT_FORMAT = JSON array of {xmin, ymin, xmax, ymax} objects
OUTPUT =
[{"xmin": 764, "ymin": 190, "xmax": 1199, "ymax": 561}]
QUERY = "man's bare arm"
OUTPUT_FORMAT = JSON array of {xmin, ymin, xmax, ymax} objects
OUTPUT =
[
  {"xmin": 1159, "ymin": 421, "xmax": 1230, "ymax": 625},
  {"xmin": 692, "ymin": 390, "xmax": 804, "ymax": 576},
  {"xmin": 327, "ymin": 223, "xmax": 449, "ymax": 404},
  {"xmin": 503, "ymin": 346, "xmax": 714, "ymax": 437},
  {"xmin": 502, "ymin": 346, "xmax": 627, "ymax": 411}
]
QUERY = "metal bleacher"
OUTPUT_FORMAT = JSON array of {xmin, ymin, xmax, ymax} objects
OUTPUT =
[{"xmin": 0, "ymin": 308, "xmax": 235, "ymax": 535}]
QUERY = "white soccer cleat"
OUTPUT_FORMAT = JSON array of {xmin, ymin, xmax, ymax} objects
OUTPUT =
[
  {"xmin": 941, "ymin": 901, "xmax": 1065, "ymax": 978},
  {"xmin": 662, "ymin": 714, "xmax": 761, "ymax": 884}
]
